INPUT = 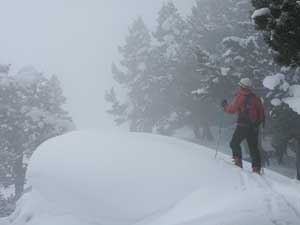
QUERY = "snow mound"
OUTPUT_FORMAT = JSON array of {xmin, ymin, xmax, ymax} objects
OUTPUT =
[
  {"xmin": 271, "ymin": 98, "xmax": 282, "ymax": 106},
  {"xmin": 289, "ymin": 85, "xmax": 300, "ymax": 98},
  {"xmin": 191, "ymin": 88, "xmax": 208, "ymax": 96},
  {"xmin": 263, "ymin": 73, "xmax": 288, "ymax": 91},
  {"xmin": 251, "ymin": 8, "xmax": 271, "ymax": 19},
  {"xmin": 282, "ymin": 85, "xmax": 300, "ymax": 114},
  {"xmin": 283, "ymin": 97, "xmax": 300, "ymax": 115},
  {"xmin": 6, "ymin": 131, "xmax": 300, "ymax": 225},
  {"xmin": 263, "ymin": 75, "xmax": 300, "ymax": 115},
  {"xmin": 222, "ymin": 36, "xmax": 259, "ymax": 49},
  {"xmin": 9, "ymin": 131, "xmax": 219, "ymax": 225}
]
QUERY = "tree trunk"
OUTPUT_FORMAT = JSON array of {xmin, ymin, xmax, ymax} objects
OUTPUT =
[
  {"xmin": 296, "ymin": 145, "xmax": 300, "ymax": 181},
  {"xmin": 202, "ymin": 122, "xmax": 214, "ymax": 142},
  {"xmin": 130, "ymin": 119, "xmax": 138, "ymax": 132},
  {"xmin": 142, "ymin": 120, "xmax": 153, "ymax": 133},
  {"xmin": 193, "ymin": 123, "xmax": 201, "ymax": 139},
  {"xmin": 258, "ymin": 129, "xmax": 270, "ymax": 167},
  {"xmin": 13, "ymin": 153, "xmax": 26, "ymax": 200}
]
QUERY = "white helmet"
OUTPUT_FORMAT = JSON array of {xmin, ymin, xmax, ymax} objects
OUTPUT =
[{"xmin": 238, "ymin": 78, "xmax": 252, "ymax": 89}]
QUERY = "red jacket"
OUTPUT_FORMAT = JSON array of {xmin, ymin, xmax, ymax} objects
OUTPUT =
[{"xmin": 224, "ymin": 89, "xmax": 265, "ymax": 126}]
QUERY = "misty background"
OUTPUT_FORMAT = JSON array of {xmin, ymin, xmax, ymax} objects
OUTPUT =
[
  {"xmin": 0, "ymin": 0, "xmax": 193, "ymax": 129},
  {"xmin": 0, "ymin": 0, "xmax": 300, "ymax": 221}
]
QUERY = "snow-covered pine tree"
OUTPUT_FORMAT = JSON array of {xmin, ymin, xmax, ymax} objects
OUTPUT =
[
  {"xmin": 0, "ymin": 192, "xmax": 14, "ymax": 217},
  {"xmin": 188, "ymin": 0, "xmax": 252, "ymax": 52},
  {"xmin": 262, "ymin": 69, "xmax": 300, "ymax": 179},
  {"xmin": 218, "ymin": 23, "xmax": 279, "ymax": 109},
  {"xmin": 189, "ymin": 0, "xmax": 280, "ymax": 139},
  {"xmin": 188, "ymin": 0, "xmax": 271, "ymax": 94},
  {"xmin": 252, "ymin": 0, "xmax": 300, "ymax": 66},
  {"xmin": 187, "ymin": 0, "xmax": 258, "ymax": 136},
  {"xmin": 187, "ymin": 0, "xmax": 253, "ymax": 106},
  {"xmin": 188, "ymin": 49, "xmax": 219, "ymax": 141},
  {"xmin": 105, "ymin": 87, "xmax": 127, "ymax": 125},
  {"xmin": 251, "ymin": 0, "xmax": 300, "ymax": 179},
  {"xmin": 149, "ymin": 1, "xmax": 192, "ymax": 135},
  {"xmin": 0, "ymin": 65, "xmax": 75, "ymax": 201},
  {"xmin": 149, "ymin": 1, "xmax": 215, "ymax": 138},
  {"xmin": 107, "ymin": 17, "xmax": 155, "ymax": 132}
]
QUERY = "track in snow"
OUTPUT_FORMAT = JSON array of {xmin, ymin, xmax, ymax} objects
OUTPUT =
[{"xmin": 221, "ymin": 158, "xmax": 300, "ymax": 225}]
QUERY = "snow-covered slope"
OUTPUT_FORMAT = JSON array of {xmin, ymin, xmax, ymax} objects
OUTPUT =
[{"xmin": 1, "ymin": 131, "xmax": 300, "ymax": 225}]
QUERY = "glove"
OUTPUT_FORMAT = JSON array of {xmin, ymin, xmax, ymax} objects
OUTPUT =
[{"xmin": 221, "ymin": 99, "xmax": 228, "ymax": 108}]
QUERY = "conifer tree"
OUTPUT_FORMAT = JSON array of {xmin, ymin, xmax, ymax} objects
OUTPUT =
[
  {"xmin": 150, "ymin": 1, "xmax": 191, "ymax": 134},
  {"xmin": 151, "ymin": 2, "xmax": 217, "ymax": 138},
  {"xmin": 107, "ymin": 17, "xmax": 153, "ymax": 132},
  {"xmin": 0, "ymin": 65, "xmax": 74, "ymax": 200},
  {"xmin": 252, "ymin": 0, "xmax": 300, "ymax": 65},
  {"xmin": 252, "ymin": 0, "xmax": 300, "ymax": 179}
]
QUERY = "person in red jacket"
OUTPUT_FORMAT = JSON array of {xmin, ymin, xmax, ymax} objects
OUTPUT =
[{"xmin": 222, "ymin": 78, "xmax": 265, "ymax": 174}]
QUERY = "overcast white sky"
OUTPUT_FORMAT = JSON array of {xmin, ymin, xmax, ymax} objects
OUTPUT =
[{"xmin": 0, "ymin": 0, "xmax": 194, "ymax": 129}]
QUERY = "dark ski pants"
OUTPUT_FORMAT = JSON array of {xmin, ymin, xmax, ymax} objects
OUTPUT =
[{"xmin": 230, "ymin": 125, "xmax": 261, "ymax": 170}]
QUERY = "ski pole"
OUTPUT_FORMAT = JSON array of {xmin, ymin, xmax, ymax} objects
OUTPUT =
[{"xmin": 215, "ymin": 111, "xmax": 225, "ymax": 159}]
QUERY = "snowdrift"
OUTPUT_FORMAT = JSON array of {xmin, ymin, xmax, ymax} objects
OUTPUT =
[{"xmin": 3, "ymin": 130, "xmax": 300, "ymax": 225}]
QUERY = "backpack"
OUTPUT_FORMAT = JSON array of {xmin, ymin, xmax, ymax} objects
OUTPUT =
[{"xmin": 240, "ymin": 93, "xmax": 265, "ymax": 127}]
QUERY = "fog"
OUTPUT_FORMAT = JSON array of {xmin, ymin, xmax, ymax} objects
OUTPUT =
[
  {"xmin": 1, "ymin": 1, "xmax": 300, "ymax": 223},
  {"xmin": 0, "ymin": 0, "xmax": 193, "ymax": 129}
]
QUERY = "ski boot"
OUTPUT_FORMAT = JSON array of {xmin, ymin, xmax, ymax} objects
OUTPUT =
[
  {"xmin": 252, "ymin": 167, "xmax": 261, "ymax": 175},
  {"xmin": 233, "ymin": 157, "xmax": 243, "ymax": 168}
]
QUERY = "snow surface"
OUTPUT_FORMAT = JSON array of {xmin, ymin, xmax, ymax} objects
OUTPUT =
[
  {"xmin": 263, "ymin": 73, "xmax": 288, "ymax": 91},
  {"xmin": 289, "ymin": 85, "xmax": 300, "ymax": 98},
  {"xmin": 2, "ymin": 131, "xmax": 300, "ymax": 225},
  {"xmin": 251, "ymin": 8, "xmax": 271, "ymax": 19},
  {"xmin": 271, "ymin": 98, "xmax": 282, "ymax": 106},
  {"xmin": 264, "ymin": 75, "xmax": 300, "ymax": 115},
  {"xmin": 221, "ymin": 67, "xmax": 230, "ymax": 76},
  {"xmin": 0, "ymin": 186, "xmax": 14, "ymax": 200},
  {"xmin": 283, "ymin": 85, "xmax": 300, "ymax": 114},
  {"xmin": 191, "ymin": 88, "xmax": 208, "ymax": 96},
  {"xmin": 283, "ymin": 97, "xmax": 300, "ymax": 114},
  {"xmin": 222, "ymin": 36, "xmax": 259, "ymax": 49}
]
